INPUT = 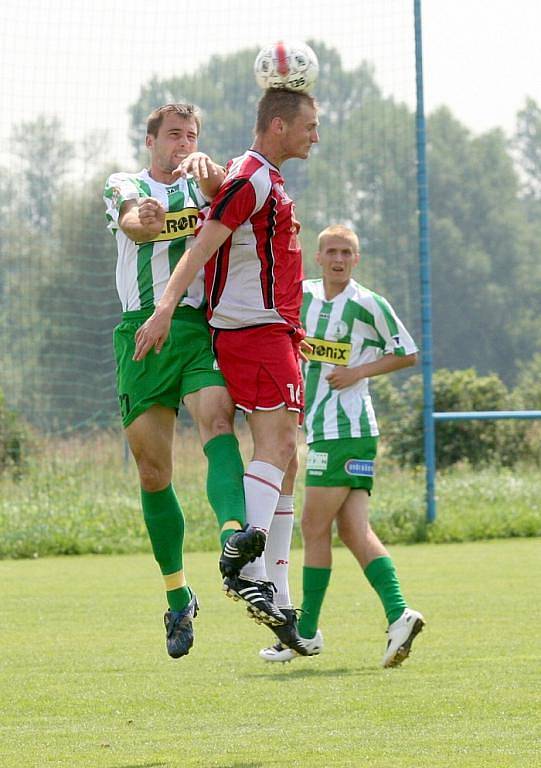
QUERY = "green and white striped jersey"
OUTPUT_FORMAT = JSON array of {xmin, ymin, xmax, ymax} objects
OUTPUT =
[
  {"xmin": 302, "ymin": 278, "xmax": 417, "ymax": 443},
  {"xmin": 104, "ymin": 169, "xmax": 207, "ymax": 312}
]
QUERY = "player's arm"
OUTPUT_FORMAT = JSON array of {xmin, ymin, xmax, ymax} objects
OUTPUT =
[
  {"xmin": 119, "ymin": 198, "xmax": 166, "ymax": 243},
  {"xmin": 132, "ymin": 219, "xmax": 232, "ymax": 361},
  {"xmin": 326, "ymin": 352, "xmax": 417, "ymax": 390},
  {"xmin": 172, "ymin": 153, "xmax": 226, "ymax": 200}
]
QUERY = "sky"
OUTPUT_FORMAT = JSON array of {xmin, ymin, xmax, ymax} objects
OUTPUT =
[{"xmin": 1, "ymin": 0, "xmax": 540, "ymax": 168}]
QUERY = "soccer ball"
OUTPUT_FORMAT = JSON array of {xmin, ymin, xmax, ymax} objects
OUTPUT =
[{"xmin": 254, "ymin": 41, "xmax": 319, "ymax": 93}]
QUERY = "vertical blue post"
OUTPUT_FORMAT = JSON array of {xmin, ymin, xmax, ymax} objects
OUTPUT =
[{"xmin": 414, "ymin": 0, "xmax": 436, "ymax": 522}]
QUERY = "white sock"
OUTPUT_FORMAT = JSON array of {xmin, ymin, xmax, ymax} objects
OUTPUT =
[
  {"xmin": 240, "ymin": 461, "xmax": 284, "ymax": 582},
  {"xmin": 265, "ymin": 495, "xmax": 295, "ymax": 608}
]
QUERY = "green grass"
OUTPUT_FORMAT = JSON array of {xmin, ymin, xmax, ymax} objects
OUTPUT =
[
  {"xmin": 1, "ymin": 539, "xmax": 540, "ymax": 767},
  {"xmin": 1, "ymin": 429, "xmax": 540, "ymax": 559}
]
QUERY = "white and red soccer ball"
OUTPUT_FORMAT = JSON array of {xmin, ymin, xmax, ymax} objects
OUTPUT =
[{"xmin": 254, "ymin": 41, "xmax": 319, "ymax": 93}]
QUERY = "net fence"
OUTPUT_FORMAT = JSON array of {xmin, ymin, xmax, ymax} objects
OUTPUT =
[{"xmin": 0, "ymin": 0, "xmax": 418, "ymax": 496}]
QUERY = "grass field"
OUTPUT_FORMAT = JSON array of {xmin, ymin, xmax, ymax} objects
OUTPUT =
[{"xmin": 1, "ymin": 539, "xmax": 539, "ymax": 767}]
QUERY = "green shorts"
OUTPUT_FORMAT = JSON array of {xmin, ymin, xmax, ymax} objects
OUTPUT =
[
  {"xmin": 305, "ymin": 436, "xmax": 378, "ymax": 490},
  {"xmin": 113, "ymin": 306, "xmax": 226, "ymax": 428}
]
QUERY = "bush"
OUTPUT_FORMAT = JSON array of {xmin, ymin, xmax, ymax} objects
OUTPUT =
[
  {"xmin": 0, "ymin": 389, "xmax": 29, "ymax": 477},
  {"xmin": 376, "ymin": 368, "xmax": 530, "ymax": 469}
]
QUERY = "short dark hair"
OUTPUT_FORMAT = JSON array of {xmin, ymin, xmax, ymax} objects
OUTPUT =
[
  {"xmin": 146, "ymin": 103, "xmax": 202, "ymax": 138},
  {"xmin": 255, "ymin": 89, "xmax": 317, "ymax": 134}
]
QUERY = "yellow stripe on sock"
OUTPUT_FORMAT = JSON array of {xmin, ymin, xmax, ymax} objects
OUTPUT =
[
  {"xmin": 221, "ymin": 521, "xmax": 242, "ymax": 532},
  {"xmin": 163, "ymin": 571, "xmax": 186, "ymax": 590}
]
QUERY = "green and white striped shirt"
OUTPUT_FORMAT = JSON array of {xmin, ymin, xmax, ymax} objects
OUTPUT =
[
  {"xmin": 302, "ymin": 278, "xmax": 417, "ymax": 443},
  {"xmin": 104, "ymin": 169, "xmax": 207, "ymax": 312}
]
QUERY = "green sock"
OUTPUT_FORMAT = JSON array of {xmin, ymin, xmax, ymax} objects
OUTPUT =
[
  {"xmin": 298, "ymin": 566, "xmax": 332, "ymax": 639},
  {"xmin": 364, "ymin": 556, "xmax": 406, "ymax": 625},
  {"xmin": 165, "ymin": 585, "xmax": 191, "ymax": 612},
  {"xmin": 141, "ymin": 484, "xmax": 189, "ymax": 611},
  {"xmin": 203, "ymin": 433, "xmax": 246, "ymax": 545}
]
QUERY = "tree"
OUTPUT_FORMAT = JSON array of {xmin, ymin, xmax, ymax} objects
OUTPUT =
[
  {"xmin": 514, "ymin": 97, "xmax": 541, "ymax": 200},
  {"xmin": 11, "ymin": 115, "xmax": 75, "ymax": 232},
  {"xmin": 32, "ymin": 166, "xmax": 120, "ymax": 431}
]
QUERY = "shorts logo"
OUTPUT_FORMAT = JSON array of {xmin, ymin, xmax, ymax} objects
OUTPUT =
[
  {"xmin": 307, "ymin": 450, "xmax": 328, "ymax": 475},
  {"xmin": 344, "ymin": 459, "xmax": 374, "ymax": 477},
  {"xmin": 212, "ymin": 359, "xmax": 221, "ymax": 371}
]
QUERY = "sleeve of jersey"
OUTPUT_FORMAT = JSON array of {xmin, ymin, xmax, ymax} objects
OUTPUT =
[
  {"xmin": 207, "ymin": 177, "xmax": 258, "ymax": 231},
  {"xmin": 103, "ymin": 173, "xmax": 140, "ymax": 233},
  {"xmin": 371, "ymin": 294, "xmax": 418, "ymax": 357}
]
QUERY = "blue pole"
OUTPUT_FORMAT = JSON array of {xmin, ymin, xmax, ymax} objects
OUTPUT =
[
  {"xmin": 433, "ymin": 410, "xmax": 541, "ymax": 421},
  {"xmin": 414, "ymin": 0, "xmax": 436, "ymax": 522}
]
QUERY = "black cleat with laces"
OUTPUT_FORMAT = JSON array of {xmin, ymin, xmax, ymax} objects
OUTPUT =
[
  {"xmin": 163, "ymin": 593, "xmax": 199, "ymax": 659},
  {"xmin": 223, "ymin": 575, "xmax": 286, "ymax": 626},
  {"xmin": 265, "ymin": 608, "xmax": 310, "ymax": 656},
  {"xmin": 219, "ymin": 525, "xmax": 267, "ymax": 578}
]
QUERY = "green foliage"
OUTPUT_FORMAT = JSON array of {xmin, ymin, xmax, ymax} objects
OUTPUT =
[
  {"xmin": 380, "ymin": 368, "xmax": 532, "ymax": 469},
  {"xmin": 1, "ymin": 429, "xmax": 540, "ymax": 560},
  {"xmin": 0, "ymin": 389, "xmax": 29, "ymax": 478},
  {"xmin": 1, "ymin": 541, "xmax": 539, "ymax": 767},
  {"xmin": 427, "ymin": 108, "xmax": 536, "ymax": 382}
]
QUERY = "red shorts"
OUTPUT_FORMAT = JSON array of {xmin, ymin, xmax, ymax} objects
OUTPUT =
[{"xmin": 212, "ymin": 324, "xmax": 304, "ymax": 416}]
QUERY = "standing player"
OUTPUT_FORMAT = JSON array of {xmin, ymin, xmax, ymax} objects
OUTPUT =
[
  {"xmin": 259, "ymin": 225, "xmax": 425, "ymax": 667},
  {"xmin": 104, "ymin": 103, "xmax": 264, "ymax": 660},
  {"xmin": 133, "ymin": 89, "xmax": 320, "ymax": 655}
]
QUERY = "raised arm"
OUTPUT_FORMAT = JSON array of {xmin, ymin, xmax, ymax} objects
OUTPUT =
[
  {"xmin": 132, "ymin": 219, "xmax": 232, "ymax": 361},
  {"xmin": 118, "ymin": 197, "xmax": 166, "ymax": 243},
  {"xmin": 171, "ymin": 152, "xmax": 226, "ymax": 200}
]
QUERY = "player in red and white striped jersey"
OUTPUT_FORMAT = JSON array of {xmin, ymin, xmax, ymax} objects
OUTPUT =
[{"xmin": 133, "ymin": 89, "xmax": 319, "ymax": 649}]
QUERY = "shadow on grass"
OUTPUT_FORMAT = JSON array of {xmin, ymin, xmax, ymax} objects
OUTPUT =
[
  {"xmin": 247, "ymin": 665, "xmax": 379, "ymax": 681},
  {"xmin": 111, "ymin": 763, "xmax": 262, "ymax": 768},
  {"xmin": 110, "ymin": 763, "xmax": 168, "ymax": 768},
  {"xmin": 212, "ymin": 764, "xmax": 264, "ymax": 768}
]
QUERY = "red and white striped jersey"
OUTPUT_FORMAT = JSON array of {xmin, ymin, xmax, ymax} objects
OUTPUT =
[{"xmin": 205, "ymin": 150, "xmax": 303, "ymax": 329}]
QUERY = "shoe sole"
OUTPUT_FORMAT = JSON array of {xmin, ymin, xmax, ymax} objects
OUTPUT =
[
  {"xmin": 260, "ymin": 644, "xmax": 322, "ymax": 663},
  {"xmin": 261, "ymin": 654, "xmax": 294, "ymax": 663},
  {"xmin": 384, "ymin": 617, "xmax": 425, "ymax": 668},
  {"xmin": 224, "ymin": 585, "xmax": 286, "ymax": 626}
]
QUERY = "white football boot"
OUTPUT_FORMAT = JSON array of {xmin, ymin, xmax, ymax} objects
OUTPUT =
[
  {"xmin": 259, "ymin": 629, "xmax": 324, "ymax": 663},
  {"xmin": 382, "ymin": 608, "xmax": 425, "ymax": 668}
]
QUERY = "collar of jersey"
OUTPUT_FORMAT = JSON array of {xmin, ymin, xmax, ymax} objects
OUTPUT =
[{"xmin": 247, "ymin": 149, "xmax": 280, "ymax": 173}]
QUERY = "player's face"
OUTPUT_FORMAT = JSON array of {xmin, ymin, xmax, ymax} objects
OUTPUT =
[
  {"xmin": 282, "ymin": 102, "xmax": 319, "ymax": 160},
  {"xmin": 147, "ymin": 114, "xmax": 199, "ymax": 176},
  {"xmin": 316, "ymin": 235, "xmax": 360, "ymax": 288}
]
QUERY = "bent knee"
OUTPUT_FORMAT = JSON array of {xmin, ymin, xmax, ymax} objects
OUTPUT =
[{"xmin": 136, "ymin": 459, "xmax": 172, "ymax": 492}]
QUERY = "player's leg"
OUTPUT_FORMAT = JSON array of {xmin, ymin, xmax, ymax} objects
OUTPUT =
[
  {"xmin": 222, "ymin": 406, "xmax": 298, "ymax": 626},
  {"xmin": 259, "ymin": 482, "xmax": 342, "ymax": 662},
  {"xmin": 214, "ymin": 326, "xmax": 302, "ymax": 626},
  {"xmin": 126, "ymin": 406, "xmax": 197, "ymax": 658},
  {"xmin": 180, "ymin": 320, "xmax": 264, "ymax": 576},
  {"xmin": 114, "ymin": 313, "xmax": 197, "ymax": 658},
  {"xmin": 264, "ymin": 451, "xmax": 298, "ymax": 610},
  {"xmin": 336, "ymin": 483, "xmax": 424, "ymax": 667},
  {"xmin": 185, "ymin": 384, "xmax": 265, "ymax": 578},
  {"xmin": 257, "ymin": 452, "xmax": 311, "ymax": 655},
  {"xmin": 297, "ymin": 485, "xmax": 347, "ymax": 639}
]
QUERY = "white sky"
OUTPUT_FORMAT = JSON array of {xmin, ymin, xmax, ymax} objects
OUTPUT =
[{"xmin": 1, "ymin": 0, "xmax": 540, "ymax": 167}]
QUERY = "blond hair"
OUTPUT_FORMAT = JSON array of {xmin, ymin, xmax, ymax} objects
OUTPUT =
[{"xmin": 317, "ymin": 225, "xmax": 360, "ymax": 253}]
